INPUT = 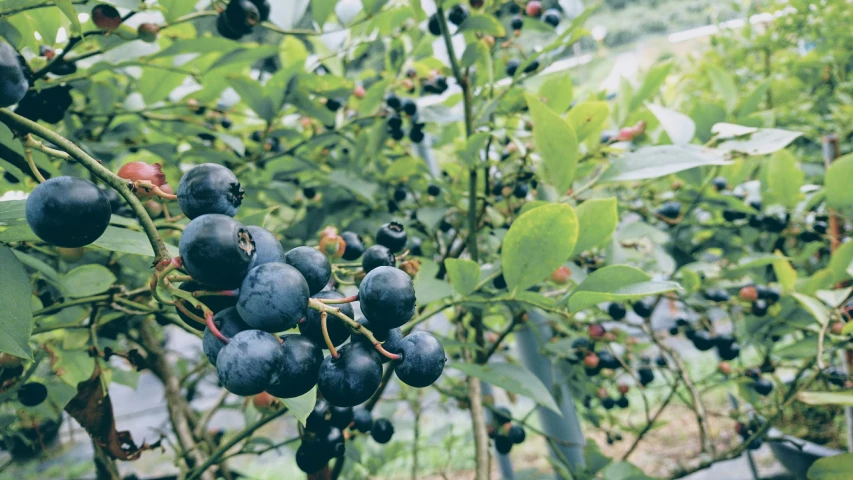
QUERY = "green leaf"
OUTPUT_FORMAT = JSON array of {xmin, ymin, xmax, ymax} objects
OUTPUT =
[
  {"xmin": 328, "ymin": 170, "xmax": 378, "ymax": 204},
  {"xmin": 762, "ymin": 149, "xmax": 802, "ymax": 209},
  {"xmin": 501, "ymin": 204, "xmax": 578, "ymax": 292},
  {"xmin": 458, "ymin": 131, "xmax": 490, "ymax": 168},
  {"xmin": 0, "ymin": 246, "xmax": 33, "ymax": 360},
  {"xmin": 460, "ymin": 40, "xmax": 488, "ymax": 69},
  {"xmin": 798, "ymin": 391, "xmax": 853, "ymax": 407},
  {"xmin": 538, "ymin": 73, "xmax": 574, "ymax": 114},
  {"xmin": 566, "ymin": 101, "xmax": 609, "ymax": 142},
  {"xmin": 160, "ymin": 0, "xmax": 197, "ymax": 22},
  {"xmin": 311, "ymin": 0, "xmax": 335, "ymax": 25},
  {"xmin": 828, "ymin": 240, "xmax": 853, "ymax": 284},
  {"xmin": 458, "ymin": 13, "xmax": 506, "ymax": 36},
  {"xmin": 629, "ymin": 61, "xmax": 672, "ymax": 112},
  {"xmin": 677, "ymin": 267, "xmax": 702, "ymax": 294},
  {"xmin": 602, "ymin": 461, "xmax": 654, "ymax": 480},
  {"xmin": 601, "ymin": 145, "xmax": 730, "ymax": 182},
  {"xmin": 737, "ymin": 78, "xmax": 772, "ymax": 117},
  {"xmin": 772, "ymin": 257, "xmax": 797, "ymax": 292},
  {"xmin": 568, "ymin": 265, "xmax": 679, "ymax": 312},
  {"xmin": 706, "ymin": 63, "xmax": 738, "ymax": 113},
  {"xmin": 444, "ymin": 259, "xmax": 480, "ymax": 297},
  {"xmin": 228, "ymin": 76, "xmax": 275, "ymax": 122},
  {"xmin": 716, "ymin": 128, "xmax": 803, "ymax": 156},
  {"xmin": 526, "ymin": 94, "xmax": 578, "ymax": 193},
  {"xmin": 825, "ymin": 153, "xmax": 853, "ymax": 209},
  {"xmin": 573, "ymin": 198, "xmax": 617, "ymax": 255},
  {"xmin": 450, "ymin": 362, "xmax": 561, "ymax": 414},
  {"xmin": 62, "ymin": 265, "xmax": 117, "ymax": 298},
  {"xmin": 791, "ymin": 293, "xmax": 829, "ymax": 326},
  {"xmin": 807, "ymin": 453, "xmax": 853, "ymax": 480},
  {"xmin": 646, "ymin": 103, "xmax": 695, "ymax": 145},
  {"xmin": 93, "ymin": 226, "xmax": 179, "ymax": 257},
  {"xmin": 53, "ymin": 0, "xmax": 81, "ymax": 36},
  {"xmin": 280, "ymin": 386, "xmax": 317, "ymax": 426},
  {"xmin": 12, "ymin": 249, "xmax": 60, "ymax": 285}
]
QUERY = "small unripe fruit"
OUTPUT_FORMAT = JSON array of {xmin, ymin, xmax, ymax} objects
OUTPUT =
[
  {"xmin": 137, "ymin": 23, "xmax": 159, "ymax": 43},
  {"xmin": 551, "ymin": 265, "xmax": 571, "ymax": 284},
  {"xmin": 831, "ymin": 321, "xmax": 844, "ymax": 335},
  {"xmin": 118, "ymin": 161, "xmax": 166, "ymax": 197},
  {"xmin": 588, "ymin": 324, "xmax": 605, "ymax": 339},
  {"xmin": 617, "ymin": 384, "xmax": 629, "ymax": 395},
  {"xmin": 583, "ymin": 353, "xmax": 599, "ymax": 369},
  {"xmin": 718, "ymin": 362, "xmax": 732, "ymax": 375},
  {"xmin": 92, "ymin": 4, "xmax": 122, "ymax": 32},
  {"xmin": 353, "ymin": 85, "xmax": 366, "ymax": 98},
  {"xmin": 526, "ymin": 1, "xmax": 542, "ymax": 17},
  {"xmin": 739, "ymin": 286, "xmax": 758, "ymax": 302}
]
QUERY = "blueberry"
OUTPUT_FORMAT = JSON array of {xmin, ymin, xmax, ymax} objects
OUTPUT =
[
  {"xmin": 305, "ymin": 399, "xmax": 331, "ymax": 432},
  {"xmin": 320, "ymin": 426, "xmax": 346, "ymax": 458},
  {"xmin": 493, "ymin": 273, "xmax": 507, "ymax": 289},
  {"xmin": 355, "ymin": 317, "xmax": 403, "ymax": 364},
  {"xmin": 495, "ymin": 435, "xmax": 513, "ymax": 454},
  {"xmin": 713, "ymin": 176, "xmax": 728, "ymax": 191},
  {"xmin": 542, "ymin": 9, "xmax": 560, "ymax": 27},
  {"xmin": 352, "ymin": 408, "xmax": 373, "ymax": 432},
  {"xmin": 723, "ymin": 210, "xmax": 748, "ymax": 221},
  {"xmin": 718, "ymin": 342, "xmax": 740, "ymax": 360},
  {"xmin": 325, "ymin": 98, "xmax": 342, "ymax": 111},
  {"xmin": 216, "ymin": 329, "xmax": 284, "ymax": 396},
  {"xmin": 395, "ymin": 331, "xmax": 446, "ymax": 387},
  {"xmin": 607, "ymin": 303, "xmax": 627, "ymax": 320},
  {"xmin": 203, "ymin": 307, "xmax": 250, "ymax": 365},
  {"xmin": 401, "ymin": 98, "xmax": 417, "ymax": 116},
  {"xmin": 523, "ymin": 59, "xmax": 540, "ymax": 73},
  {"xmin": 358, "ymin": 266, "xmax": 416, "ymax": 329},
  {"xmin": 237, "ymin": 263, "xmax": 310, "ymax": 332},
  {"xmin": 26, "ymin": 177, "xmax": 111, "ymax": 248},
  {"xmin": 266, "ymin": 334, "xmax": 323, "ymax": 398},
  {"xmin": 285, "ymin": 246, "xmax": 332, "ymax": 294},
  {"xmin": 224, "ymin": 0, "xmax": 259, "ymax": 34},
  {"xmin": 303, "ymin": 187, "xmax": 317, "ymax": 199},
  {"xmin": 763, "ymin": 213, "xmax": 789, "ymax": 233},
  {"xmin": 492, "ymin": 406, "xmax": 512, "ymax": 425},
  {"xmin": 339, "ymin": 231, "xmax": 365, "ymax": 260},
  {"xmin": 753, "ymin": 378, "xmax": 774, "ymax": 396},
  {"xmin": 751, "ymin": 299, "xmax": 768, "ymax": 317},
  {"xmin": 317, "ymin": 341, "xmax": 383, "ymax": 407},
  {"xmin": 427, "ymin": 13, "xmax": 442, "ymax": 35},
  {"xmin": 386, "ymin": 93, "xmax": 402, "ymax": 110},
  {"xmin": 299, "ymin": 291, "xmax": 354, "ymax": 348},
  {"xmin": 409, "ymin": 125, "xmax": 425, "ymax": 143},
  {"xmin": 638, "ymin": 367, "xmax": 655, "ymax": 386},
  {"xmin": 447, "ymin": 4, "xmax": 468, "ymax": 25},
  {"xmin": 371, "ymin": 418, "xmax": 394, "ymax": 443},
  {"xmin": 505, "ymin": 59, "xmax": 521, "ymax": 77},
  {"xmin": 393, "ymin": 185, "xmax": 407, "ymax": 202},
  {"xmin": 328, "ymin": 406, "xmax": 353, "ymax": 429},
  {"xmin": 376, "ymin": 222, "xmax": 408, "ymax": 253},
  {"xmin": 246, "ymin": 226, "xmax": 285, "ymax": 268},
  {"xmin": 813, "ymin": 221, "xmax": 828, "ymax": 234},
  {"xmin": 427, "ymin": 184, "xmax": 441, "ymax": 196},
  {"xmin": 513, "ymin": 183, "xmax": 529, "ymax": 198},
  {"xmin": 748, "ymin": 215, "xmax": 764, "ymax": 228},
  {"xmin": 295, "ymin": 444, "xmax": 326, "ymax": 473},
  {"xmin": 632, "ymin": 299, "xmax": 654, "ymax": 318},
  {"xmin": 179, "ymin": 214, "xmax": 255, "ymax": 289},
  {"xmin": 176, "ymin": 280, "xmax": 239, "ymax": 330},
  {"xmin": 17, "ymin": 382, "xmax": 47, "ymax": 407},
  {"xmin": 601, "ymin": 397, "xmax": 615, "ymax": 410},
  {"xmin": 597, "ymin": 350, "xmax": 620, "ymax": 370},
  {"xmin": 434, "ymin": 76, "xmax": 448, "ymax": 92},
  {"xmin": 177, "ymin": 164, "xmax": 244, "ymax": 219},
  {"xmin": 389, "ymin": 127, "xmax": 405, "ymax": 141},
  {"xmin": 691, "ymin": 330, "xmax": 714, "ymax": 351},
  {"xmin": 799, "ymin": 231, "xmax": 820, "ymax": 243},
  {"xmin": 510, "ymin": 15, "xmax": 523, "ymax": 31},
  {"xmin": 507, "ymin": 424, "xmax": 526, "ymax": 444},
  {"xmin": 251, "ymin": 0, "xmax": 271, "ymax": 22},
  {"xmin": 616, "ymin": 396, "xmax": 629, "ymax": 409},
  {"xmin": 0, "ymin": 41, "xmax": 29, "ymax": 108},
  {"xmin": 362, "ymin": 245, "xmax": 395, "ymax": 273},
  {"xmin": 657, "ymin": 201, "xmax": 681, "ymax": 219},
  {"xmin": 713, "ymin": 334, "xmax": 735, "ymax": 349}
]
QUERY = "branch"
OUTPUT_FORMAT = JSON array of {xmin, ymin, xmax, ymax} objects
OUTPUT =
[{"xmin": 0, "ymin": 109, "xmax": 170, "ymax": 263}]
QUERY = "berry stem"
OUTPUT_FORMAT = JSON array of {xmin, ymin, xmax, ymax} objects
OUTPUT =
[
  {"xmin": 320, "ymin": 311, "xmax": 339, "ymax": 359},
  {"xmin": 133, "ymin": 180, "xmax": 178, "ymax": 200},
  {"xmin": 317, "ymin": 294, "xmax": 358, "ymax": 305},
  {"xmin": 21, "ymin": 138, "xmax": 46, "ymax": 183},
  {"xmin": 307, "ymin": 298, "xmax": 399, "ymax": 360},
  {"xmin": 192, "ymin": 289, "xmax": 239, "ymax": 298},
  {"xmin": 374, "ymin": 342, "xmax": 402, "ymax": 361},
  {"xmin": 205, "ymin": 310, "xmax": 229, "ymax": 344}
]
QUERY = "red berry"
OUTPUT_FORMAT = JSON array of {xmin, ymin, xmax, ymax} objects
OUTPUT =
[
  {"xmin": 596, "ymin": 387, "xmax": 608, "ymax": 399},
  {"xmin": 91, "ymin": 4, "xmax": 122, "ymax": 32},
  {"xmin": 551, "ymin": 265, "xmax": 571, "ymax": 284},
  {"xmin": 718, "ymin": 361, "xmax": 732, "ymax": 375},
  {"xmin": 252, "ymin": 391, "xmax": 279, "ymax": 412},
  {"xmin": 137, "ymin": 23, "xmax": 160, "ymax": 43},
  {"xmin": 617, "ymin": 384, "xmax": 629, "ymax": 395},
  {"xmin": 526, "ymin": 1, "xmax": 542, "ymax": 17},
  {"xmin": 735, "ymin": 422, "xmax": 745, "ymax": 435},
  {"xmin": 831, "ymin": 321, "xmax": 844, "ymax": 335},
  {"xmin": 353, "ymin": 85, "xmax": 366, "ymax": 98},
  {"xmin": 739, "ymin": 286, "xmax": 758, "ymax": 302},
  {"xmin": 583, "ymin": 353, "xmax": 600, "ymax": 369},
  {"xmin": 118, "ymin": 162, "xmax": 166, "ymax": 197},
  {"xmin": 616, "ymin": 127, "xmax": 635, "ymax": 142},
  {"xmin": 588, "ymin": 324, "xmax": 605, "ymax": 339}
]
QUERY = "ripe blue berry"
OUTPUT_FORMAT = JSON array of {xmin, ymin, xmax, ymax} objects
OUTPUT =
[
  {"xmin": 216, "ymin": 329, "xmax": 284, "ymax": 396},
  {"xmin": 317, "ymin": 342, "xmax": 383, "ymax": 407},
  {"xmin": 751, "ymin": 299, "xmax": 768, "ymax": 317},
  {"xmin": 691, "ymin": 330, "xmax": 714, "ymax": 351},
  {"xmin": 632, "ymin": 299, "xmax": 654, "ymax": 318},
  {"xmin": 177, "ymin": 164, "xmax": 244, "ymax": 219},
  {"xmin": 395, "ymin": 331, "xmax": 446, "ymax": 387},
  {"xmin": 0, "ymin": 41, "xmax": 28, "ymax": 108},
  {"xmin": 510, "ymin": 15, "xmax": 523, "ymax": 30},
  {"xmin": 329, "ymin": 406, "xmax": 353, "ymax": 429},
  {"xmin": 362, "ymin": 244, "xmax": 395, "ymax": 273},
  {"xmin": 386, "ymin": 93, "xmax": 402, "ymax": 111},
  {"xmin": 753, "ymin": 378, "xmax": 774, "ymax": 396},
  {"xmin": 16, "ymin": 382, "xmax": 47, "ymax": 407},
  {"xmin": 296, "ymin": 444, "xmax": 326, "ymax": 474},
  {"xmin": 285, "ymin": 246, "xmax": 332, "ymax": 295},
  {"xmin": 300, "ymin": 291, "xmax": 354, "ymax": 348},
  {"xmin": 508, "ymin": 425, "xmax": 525, "ymax": 444},
  {"xmin": 427, "ymin": 13, "xmax": 442, "ymax": 35},
  {"xmin": 340, "ymin": 231, "xmax": 365, "ymax": 260},
  {"xmin": 179, "ymin": 214, "xmax": 255, "ymax": 289},
  {"xmin": 376, "ymin": 222, "xmax": 407, "ymax": 253},
  {"xmin": 495, "ymin": 435, "xmax": 513, "ymax": 454},
  {"xmin": 371, "ymin": 418, "xmax": 394, "ymax": 444},
  {"xmin": 657, "ymin": 201, "xmax": 681, "ymax": 219},
  {"xmin": 246, "ymin": 226, "xmax": 285, "ymax": 268},
  {"xmin": 505, "ymin": 59, "xmax": 521, "ymax": 76},
  {"xmin": 542, "ymin": 9, "xmax": 559, "ymax": 27},
  {"xmin": 607, "ymin": 303, "xmax": 626, "ymax": 320},
  {"xmin": 638, "ymin": 367, "xmax": 654, "ymax": 386},
  {"xmin": 266, "ymin": 334, "xmax": 323, "ymax": 398},
  {"xmin": 26, "ymin": 177, "xmax": 111, "ymax": 248},
  {"xmin": 358, "ymin": 266, "xmax": 416, "ymax": 329},
  {"xmin": 401, "ymin": 98, "xmax": 417, "ymax": 116},
  {"xmin": 238, "ymin": 263, "xmax": 309, "ymax": 332},
  {"xmin": 352, "ymin": 408, "xmax": 373, "ymax": 432},
  {"xmin": 203, "ymin": 307, "xmax": 250, "ymax": 365}
]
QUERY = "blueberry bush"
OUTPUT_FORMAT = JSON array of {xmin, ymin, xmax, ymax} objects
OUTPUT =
[{"xmin": 0, "ymin": 1, "xmax": 852, "ymax": 479}]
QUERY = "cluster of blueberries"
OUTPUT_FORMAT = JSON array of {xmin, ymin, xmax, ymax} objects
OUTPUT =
[
  {"xmin": 488, "ymin": 406, "xmax": 527, "ymax": 454},
  {"xmin": 215, "ymin": 0, "xmax": 272, "ymax": 40}
]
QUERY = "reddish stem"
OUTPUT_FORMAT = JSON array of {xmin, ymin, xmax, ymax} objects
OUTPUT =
[
  {"xmin": 321, "ymin": 312, "xmax": 339, "ymax": 359},
  {"xmin": 193, "ymin": 289, "xmax": 239, "ymax": 297},
  {"xmin": 375, "ymin": 343, "xmax": 401, "ymax": 361},
  {"xmin": 174, "ymin": 301, "xmax": 206, "ymax": 325},
  {"xmin": 318, "ymin": 295, "xmax": 358, "ymax": 305},
  {"xmin": 206, "ymin": 311, "xmax": 229, "ymax": 344}
]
